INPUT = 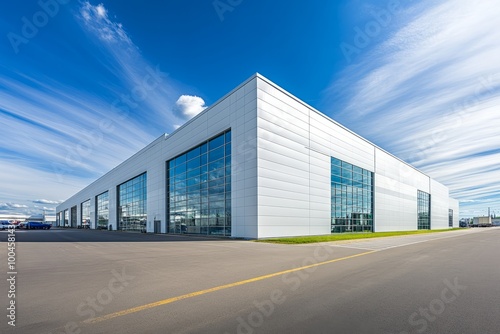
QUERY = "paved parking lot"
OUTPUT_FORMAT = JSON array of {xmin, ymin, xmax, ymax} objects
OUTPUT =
[{"xmin": 1, "ymin": 228, "xmax": 499, "ymax": 334}]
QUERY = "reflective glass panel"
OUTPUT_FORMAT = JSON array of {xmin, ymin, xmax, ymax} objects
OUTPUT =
[
  {"xmin": 96, "ymin": 191, "xmax": 109, "ymax": 229},
  {"xmin": 117, "ymin": 173, "xmax": 147, "ymax": 232},
  {"xmin": 167, "ymin": 130, "xmax": 231, "ymax": 236},
  {"xmin": 81, "ymin": 199, "xmax": 91, "ymax": 228},
  {"xmin": 418, "ymin": 190, "xmax": 431, "ymax": 230},
  {"xmin": 331, "ymin": 157, "xmax": 373, "ymax": 233}
]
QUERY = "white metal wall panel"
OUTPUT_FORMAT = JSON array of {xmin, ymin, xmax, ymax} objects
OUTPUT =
[
  {"xmin": 375, "ymin": 148, "xmax": 430, "ymax": 192},
  {"xmin": 256, "ymin": 79, "xmax": 331, "ymax": 238},
  {"xmin": 374, "ymin": 174, "xmax": 418, "ymax": 232},
  {"xmin": 322, "ymin": 123, "xmax": 375, "ymax": 172},
  {"xmin": 430, "ymin": 179, "xmax": 450, "ymax": 229},
  {"xmin": 449, "ymin": 198, "xmax": 459, "ymax": 227},
  {"xmin": 373, "ymin": 148, "xmax": 433, "ymax": 232},
  {"xmin": 257, "ymin": 80, "xmax": 311, "ymax": 238}
]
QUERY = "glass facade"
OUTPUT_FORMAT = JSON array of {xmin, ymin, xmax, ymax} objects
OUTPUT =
[
  {"xmin": 57, "ymin": 211, "xmax": 63, "ymax": 227},
  {"xmin": 167, "ymin": 130, "xmax": 231, "ymax": 236},
  {"xmin": 117, "ymin": 173, "xmax": 147, "ymax": 232},
  {"xmin": 64, "ymin": 210, "xmax": 69, "ymax": 227},
  {"xmin": 331, "ymin": 157, "xmax": 373, "ymax": 233},
  {"xmin": 449, "ymin": 209, "xmax": 453, "ymax": 227},
  {"xmin": 81, "ymin": 200, "xmax": 91, "ymax": 227},
  {"xmin": 418, "ymin": 190, "xmax": 431, "ymax": 230},
  {"xmin": 96, "ymin": 191, "xmax": 109, "ymax": 229}
]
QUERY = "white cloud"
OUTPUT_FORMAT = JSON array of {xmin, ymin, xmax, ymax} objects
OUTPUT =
[
  {"xmin": 32, "ymin": 199, "xmax": 62, "ymax": 205},
  {"xmin": 0, "ymin": 202, "xmax": 30, "ymax": 215},
  {"xmin": 0, "ymin": 203, "xmax": 28, "ymax": 210},
  {"xmin": 174, "ymin": 95, "xmax": 207, "ymax": 119},
  {"xmin": 96, "ymin": 3, "xmax": 107, "ymax": 18},
  {"xmin": 80, "ymin": 2, "xmax": 131, "ymax": 45},
  {"xmin": 324, "ymin": 0, "xmax": 500, "ymax": 217}
]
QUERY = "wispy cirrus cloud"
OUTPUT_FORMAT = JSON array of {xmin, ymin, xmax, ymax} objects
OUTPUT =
[
  {"xmin": 32, "ymin": 199, "xmax": 62, "ymax": 205},
  {"xmin": 0, "ymin": 71, "xmax": 154, "ymax": 183},
  {"xmin": 80, "ymin": 2, "xmax": 133, "ymax": 45},
  {"xmin": 33, "ymin": 205, "xmax": 57, "ymax": 212},
  {"xmin": 0, "ymin": 203, "xmax": 28, "ymax": 210},
  {"xmin": 0, "ymin": 161, "xmax": 86, "ymax": 215},
  {"xmin": 77, "ymin": 1, "xmax": 186, "ymax": 128},
  {"xmin": 324, "ymin": 0, "xmax": 500, "ymax": 217},
  {"xmin": 0, "ymin": 1, "xmax": 201, "ymax": 215}
]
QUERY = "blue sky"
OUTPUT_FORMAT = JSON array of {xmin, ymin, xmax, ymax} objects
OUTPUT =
[{"xmin": 1, "ymin": 0, "xmax": 499, "ymax": 218}]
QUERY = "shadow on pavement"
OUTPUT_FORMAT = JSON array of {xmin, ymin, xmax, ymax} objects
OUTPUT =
[{"xmin": 0, "ymin": 229, "xmax": 244, "ymax": 242}]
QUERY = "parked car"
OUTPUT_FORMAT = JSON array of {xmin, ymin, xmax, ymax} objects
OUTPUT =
[
  {"xmin": 9, "ymin": 220, "xmax": 21, "ymax": 228},
  {"xmin": 0, "ymin": 220, "xmax": 13, "ymax": 230},
  {"xmin": 25, "ymin": 221, "xmax": 52, "ymax": 230}
]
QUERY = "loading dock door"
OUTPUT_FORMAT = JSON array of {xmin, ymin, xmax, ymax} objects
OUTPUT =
[{"xmin": 70, "ymin": 206, "xmax": 77, "ymax": 228}]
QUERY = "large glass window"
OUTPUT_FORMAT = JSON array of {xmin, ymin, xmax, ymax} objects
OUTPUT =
[
  {"xmin": 331, "ymin": 157, "xmax": 373, "ymax": 233},
  {"xmin": 118, "ymin": 173, "xmax": 147, "ymax": 232},
  {"xmin": 96, "ymin": 191, "xmax": 109, "ymax": 229},
  {"xmin": 449, "ymin": 209, "xmax": 453, "ymax": 227},
  {"xmin": 81, "ymin": 200, "xmax": 91, "ymax": 228},
  {"xmin": 57, "ymin": 211, "xmax": 63, "ymax": 227},
  {"xmin": 167, "ymin": 130, "xmax": 231, "ymax": 236},
  {"xmin": 418, "ymin": 190, "xmax": 431, "ymax": 229}
]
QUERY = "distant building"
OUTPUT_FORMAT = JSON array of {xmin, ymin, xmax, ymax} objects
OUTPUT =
[
  {"xmin": 473, "ymin": 216, "xmax": 492, "ymax": 226},
  {"xmin": 24, "ymin": 214, "xmax": 56, "ymax": 223},
  {"xmin": 27, "ymin": 214, "xmax": 44, "ymax": 222}
]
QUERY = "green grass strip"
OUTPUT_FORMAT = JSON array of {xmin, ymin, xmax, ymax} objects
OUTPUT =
[{"xmin": 256, "ymin": 228, "xmax": 462, "ymax": 244}]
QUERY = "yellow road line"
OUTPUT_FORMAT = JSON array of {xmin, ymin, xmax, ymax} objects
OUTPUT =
[{"xmin": 85, "ymin": 250, "xmax": 376, "ymax": 324}]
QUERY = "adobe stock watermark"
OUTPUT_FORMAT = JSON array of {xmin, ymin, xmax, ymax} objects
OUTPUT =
[
  {"xmin": 224, "ymin": 245, "xmax": 335, "ymax": 334},
  {"xmin": 213, "ymin": 0, "xmax": 243, "ymax": 22},
  {"xmin": 6, "ymin": 226, "xmax": 17, "ymax": 327},
  {"xmin": 52, "ymin": 64, "xmax": 168, "ymax": 182},
  {"xmin": 395, "ymin": 277, "xmax": 467, "ymax": 334},
  {"xmin": 46, "ymin": 267, "xmax": 135, "ymax": 334},
  {"xmin": 7, "ymin": 0, "xmax": 70, "ymax": 54},
  {"xmin": 340, "ymin": 0, "xmax": 403, "ymax": 63}
]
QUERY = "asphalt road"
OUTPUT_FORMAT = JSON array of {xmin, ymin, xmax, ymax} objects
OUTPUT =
[{"xmin": 0, "ymin": 228, "xmax": 499, "ymax": 334}]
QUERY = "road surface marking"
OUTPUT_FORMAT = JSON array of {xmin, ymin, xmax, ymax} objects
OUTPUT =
[{"xmin": 84, "ymin": 250, "xmax": 376, "ymax": 324}]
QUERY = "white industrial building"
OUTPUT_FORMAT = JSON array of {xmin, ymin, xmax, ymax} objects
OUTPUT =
[{"xmin": 56, "ymin": 74, "xmax": 459, "ymax": 238}]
